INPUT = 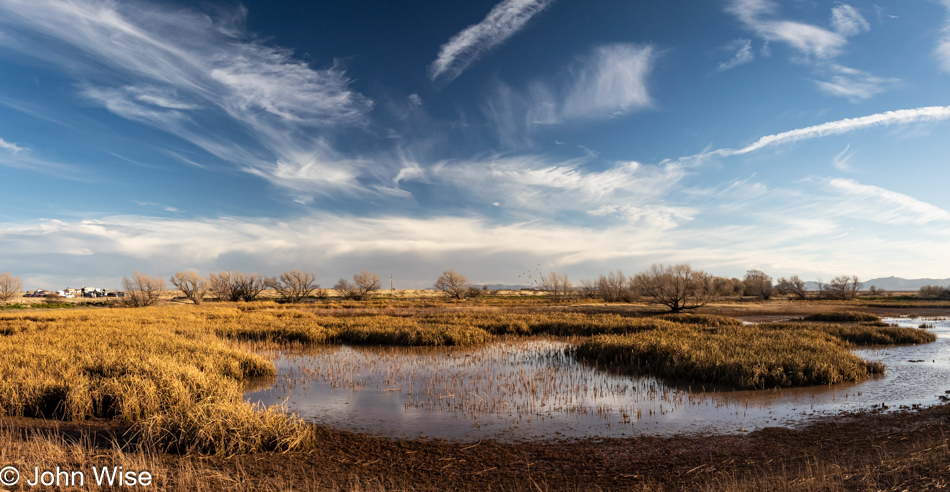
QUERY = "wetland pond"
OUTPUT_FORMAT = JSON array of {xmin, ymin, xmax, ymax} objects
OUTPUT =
[{"xmin": 244, "ymin": 317, "xmax": 950, "ymax": 441}]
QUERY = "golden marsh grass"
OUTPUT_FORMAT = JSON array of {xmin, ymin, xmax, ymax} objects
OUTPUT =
[
  {"xmin": 0, "ymin": 302, "xmax": 938, "ymax": 455},
  {"xmin": 576, "ymin": 324, "xmax": 888, "ymax": 390},
  {"xmin": 0, "ymin": 307, "xmax": 312, "ymax": 455}
]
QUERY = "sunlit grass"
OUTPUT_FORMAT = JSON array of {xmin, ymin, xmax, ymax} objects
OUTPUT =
[
  {"xmin": 576, "ymin": 324, "xmax": 887, "ymax": 390},
  {"xmin": 0, "ymin": 307, "xmax": 311, "ymax": 455},
  {"xmin": 0, "ymin": 301, "xmax": 939, "ymax": 456},
  {"xmin": 761, "ymin": 321, "xmax": 937, "ymax": 346}
]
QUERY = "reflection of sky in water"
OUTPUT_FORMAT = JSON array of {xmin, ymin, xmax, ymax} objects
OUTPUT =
[{"xmin": 244, "ymin": 318, "xmax": 950, "ymax": 441}]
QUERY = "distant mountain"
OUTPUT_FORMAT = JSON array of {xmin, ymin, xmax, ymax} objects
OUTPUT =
[
  {"xmin": 862, "ymin": 277, "xmax": 950, "ymax": 291},
  {"xmin": 803, "ymin": 277, "xmax": 950, "ymax": 291}
]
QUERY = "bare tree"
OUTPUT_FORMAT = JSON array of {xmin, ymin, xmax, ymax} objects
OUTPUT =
[
  {"xmin": 0, "ymin": 272, "xmax": 23, "ymax": 301},
  {"xmin": 577, "ymin": 279, "xmax": 599, "ymax": 299},
  {"xmin": 775, "ymin": 275, "xmax": 808, "ymax": 300},
  {"xmin": 743, "ymin": 269, "xmax": 773, "ymax": 300},
  {"xmin": 827, "ymin": 275, "xmax": 862, "ymax": 300},
  {"xmin": 208, "ymin": 271, "xmax": 233, "ymax": 301},
  {"xmin": 597, "ymin": 270, "xmax": 630, "ymax": 302},
  {"xmin": 630, "ymin": 263, "xmax": 715, "ymax": 312},
  {"xmin": 540, "ymin": 272, "xmax": 573, "ymax": 302},
  {"xmin": 266, "ymin": 270, "xmax": 319, "ymax": 303},
  {"xmin": 231, "ymin": 272, "xmax": 268, "ymax": 301},
  {"xmin": 434, "ymin": 269, "xmax": 471, "ymax": 299},
  {"xmin": 334, "ymin": 270, "xmax": 380, "ymax": 300},
  {"xmin": 208, "ymin": 271, "xmax": 267, "ymax": 302},
  {"xmin": 712, "ymin": 276, "xmax": 745, "ymax": 298},
  {"xmin": 170, "ymin": 271, "xmax": 208, "ymax": 304},
  {"xmin": 122, "ymin": 271, "xmax": 166, "ymax": 307},
  {"xmin": 919, "ymin": 285, "xmax": 950, "ymax": 299}
]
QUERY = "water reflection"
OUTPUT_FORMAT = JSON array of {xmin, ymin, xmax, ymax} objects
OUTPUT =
[{"xmin": 244, "ymin": 317, "xmax": 950, "ymax": 441}]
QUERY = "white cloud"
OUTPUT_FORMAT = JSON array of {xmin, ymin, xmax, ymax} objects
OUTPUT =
[
  {"xmin": 728, "ymin": 106, "xmax": 950, "ymax": 155},
  {"xmin": 0, "ymin": 0, "xmax": 374, "ymax": 195},
  {"xmin": 716, "ymin": 39, "xmax": 754, "ymax": 72},
  {"xmin": 0, "ymin": 214, "xmax": 681, "ymax": 286},
  {"xmin": 939, "ymin": 35, "xmax": 950, "ymax": 73},
  {"xmin": 727, "ymin": 1, "xmax": 896, "ymax": 100},
  {"xmin": 831, "ymin": 4, "xmax": 870, "ymax": 37},
  {"xmin": 0, "ymin": 137, "xmax": 24, "ymax": 153},
  {"xmin": 483, "ymin": 43, "xmax": 655, "ymax": 140},
  {"xmin": 815, "ymin": 65, "xmax": 899, "ymax": 101},
  {"xmin": 832, "ymin": 144, "xmax": 855, "ymax": 172},
  {"xmin": 408, "ymin": 94, "xmax": 422, "ymax": 106},
  {"xmin": 665, "ymin": 105, "xmax": 950, "ymax": 167},
  {"xmin": 428, "ymin": 156, "xmax": 686, "ymax": 222},
  {"xmin": 937, "ymin": 1, "xmax": 950, "ymax": 72},
  {"xmin": 825, "ymin": 178, "xmax": 950, "ymax": 225},
  {"xmin": 429, "ymin": 0, "xmax": 553, "ymax": 83},
  {"xmin": 587, "ymin": 204, "xmax": 694, "ymax": 230},
  {"xmin": 727, "ymin": 0, "xmax": 848, "ymax": 59},
  {"xmin": 561, "ymin": 44, "xmax": 655, "ymax": 120}
]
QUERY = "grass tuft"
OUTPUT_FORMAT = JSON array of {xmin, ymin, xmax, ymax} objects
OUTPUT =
[{"xmin": 576, "ymin": 324, "xmax": 884, "ymax": 390}]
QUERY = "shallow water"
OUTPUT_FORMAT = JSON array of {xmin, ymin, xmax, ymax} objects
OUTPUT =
[{"xmin": 244, "ymin": 317, "xmax": 950, "ymax": 441}]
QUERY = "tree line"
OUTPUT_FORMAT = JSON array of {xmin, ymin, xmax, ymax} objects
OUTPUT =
[
  {"xmin": 123, "ymin": 269, "xmax": 384, "ymax": 307},
  {"xmin": 1, "ymin": 266, "xmax": 943, "ymax": 311}
]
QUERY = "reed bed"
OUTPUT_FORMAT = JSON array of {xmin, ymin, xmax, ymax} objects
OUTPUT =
[
  {"xmin": 1, "ymin": 303, "xmax": 939, "ymax": 455},
  {"xmin": 576, "ymin": 325, "xmax": 885, "ymax": 390},
  {"xmin": 653, "ymin": 313, "xmax": 744, "ymax": 327},
  {"xmin": 760, "ymin": 321, "xmax": 937, "ymax": 346},
  {"xmin": 803, "ymin": 311, "xmax": 883, "ymax": 323},
  {"xmin": 209, "ymin": 310, "xmax": 677, "ymax": 346},
  {"xmin": 0, "ymin": 307, "xmax": 312, "ymax": 455}
]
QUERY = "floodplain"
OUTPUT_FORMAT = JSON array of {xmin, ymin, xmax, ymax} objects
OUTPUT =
[{"xmin": 1, "ymin": 295, "xmax": 949, "ymax": 490}]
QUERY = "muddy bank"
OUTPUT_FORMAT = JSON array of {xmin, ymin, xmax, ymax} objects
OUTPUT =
[{"xmin": 4, "ymin": 402, "xmax": 949, "ymax": 490}]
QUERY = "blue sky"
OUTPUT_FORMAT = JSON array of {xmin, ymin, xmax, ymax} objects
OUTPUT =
[{"xmin": 1, "ymin": 0, "xmax": 949, "ymax": 289}]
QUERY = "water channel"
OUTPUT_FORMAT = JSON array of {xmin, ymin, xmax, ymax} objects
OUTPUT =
[{"xmin": 244, "ymin": 317, "xmax": 950, "ymax": 441}]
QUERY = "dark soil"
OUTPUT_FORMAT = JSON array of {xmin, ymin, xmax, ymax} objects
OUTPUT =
[{"xmin": 5, "ymin": 402, "xmax": 950, "ymax": 490}]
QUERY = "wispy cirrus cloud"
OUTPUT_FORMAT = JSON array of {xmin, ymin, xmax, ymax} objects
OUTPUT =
[
  {"xmin": 0, "ymin": 137, "xmax": 24, "ymax": 153},
  {"xmin": 727, "ymin": 0, "xmax": 851, "ymax": 59},
  {"xmin": 0, "ymin": 0, "xmax": 374, "ymax": 195},
  {"xmin": 937, "ymin": 1, "xmax": 950, "ymax": 72},
  {"xmin": 429, "ymin": 0, "xmax": 554, "ymax": 83},
  {"xmin": 830, "ymin": 4, "xmax": 870, "ymax": 37},
  {"xmin": 664, "ymin": 105, "xmax": 950, "ymax": 167},
  {"xmin": 715, "ymin": 39, "xmax": 755, "ymax": 72},
  {"xmin": 824, "ymin": 178, "xmax": 950, "ymax": 225},
  {"xmin": 832, "ymin": 144, "xmax": 855, "ymax": 172},
  {"xmin": 482, "ymin": 43, "xmax": 655, "ymax": 144},
  {"xmin": 814, "ymin": 65, "xmax": 899, "ymax": 101},
  {"xmin": 560, "ymin": 44, "xmax": 655, "ymax": 120},
  {"xmin": 417, "ymin": 155, "xmax": 688, "ymax": 229},
  {"xmin": 720, "ymin": 106, "xmax": 950, "ymax": 157},
  {"xmin": 726, "ymin": 1, "xmax": 892, "ymax": 101}
]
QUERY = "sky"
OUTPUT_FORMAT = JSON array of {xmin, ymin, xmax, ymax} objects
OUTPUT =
[{"xmin": 1, "ymin": 0, "xmax": 949, "ymax": 290}]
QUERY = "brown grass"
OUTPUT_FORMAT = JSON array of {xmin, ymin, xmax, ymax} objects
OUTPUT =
[{"xmin": 576, "ymin": 324, "xmax": 884, "ymax": 389}]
